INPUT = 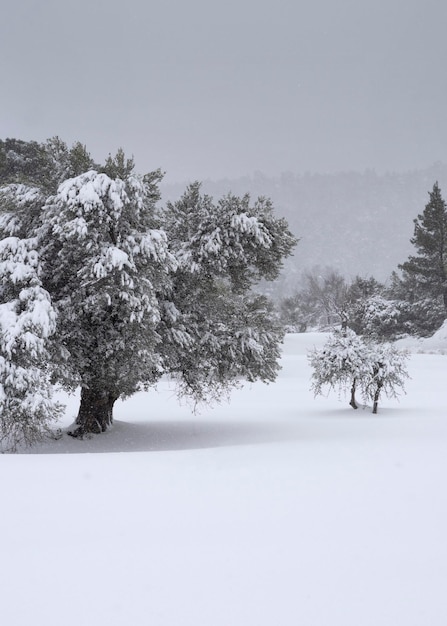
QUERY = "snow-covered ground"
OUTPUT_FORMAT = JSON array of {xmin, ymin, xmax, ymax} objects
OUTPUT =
[{"xmin": 1, "ymin": 332, "xmax": 446, "ymax": 626}]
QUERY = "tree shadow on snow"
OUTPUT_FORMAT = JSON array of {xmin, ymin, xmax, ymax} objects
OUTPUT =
[
  {"xmin": 29, "ymin": 418, "xmax": 307, "ymax": 455},
  {"xmin": 24, "ymin": 405, "xmax": 413, "ymax": 455}
]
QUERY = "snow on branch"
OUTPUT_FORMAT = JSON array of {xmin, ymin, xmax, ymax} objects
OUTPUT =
[
  {"xmin": 230, "ymin": 213, "xmax": 272, "ymax": 247},
  {"xmin": 0, "ymin": 236, "xmax": 61, "ymax": 450},
  {"xmin": 309, "ymin": 328, "xmax": 409, "ymax": 413}
]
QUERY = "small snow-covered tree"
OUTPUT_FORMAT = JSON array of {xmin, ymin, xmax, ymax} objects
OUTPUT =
[
  {"xmin": 0, "ymin": 237, "xmax": 62, "ymax": 449},
  {"xmin": 362, "ymin": 342, "xmax": 409, "ymax": 414},
  {"xmin": 309, "ymin": 329, "xmax": 409, "ymax": 413},
  {"xmin": 308, "ymin": 328, "xmax": 367, "ymax": 409}
]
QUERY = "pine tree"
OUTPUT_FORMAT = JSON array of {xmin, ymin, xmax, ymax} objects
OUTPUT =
[
  {"xmin": 38, "ymin": 162, "xmax": 175, "ymax": 436},
  {"xmin": 399, "ymin": 182, "xmax": 447, "ymax": 312},
  {"xmin": 0, "ymin": 142, "xmax": 297, "ymax": 443},
  {"xmin": 0, "ymin": 137, "xmax": 97, "ymax": 195},
  {"xmin": 160, "ymin": 183, "xmax": 296, "ymax": 404},
  {"xmin": 0, "ymin": 138, "xmax": 52, "ymax": 189}
]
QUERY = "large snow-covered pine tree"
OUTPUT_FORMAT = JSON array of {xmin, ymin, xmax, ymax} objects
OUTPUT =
[
  {"xmin": 0, "ymin": 141, "xmax": 296, "ymax": 442},
  {"xmin": 39, "ymin": 162, "xmax": 176, "ymax": 436}
]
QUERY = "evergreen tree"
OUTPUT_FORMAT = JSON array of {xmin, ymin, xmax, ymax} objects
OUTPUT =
[
  {"xmin": 399, "ymin": 182, "xmax": 447, "ymax": 312},
  {"xmin": 0, "ymin": 138, "xmax": 52, "ymax": 189},
  {"xmin": 0, "ymin": 142, "xmax": 296, "ymax": 443},
  {"xmin": 0, "ymin": 137, "xmax": 97, "ymax": 195},
  {"xmin": 38, "ymin": 161, "xmax": 176, "ymax": 436},
  {"xmin": 0, "ymin": 236, "xmax": 63, "ymax": 449},
  {"xmin": 160, "ymin": 183, "xmax": 295, "ymax": 404},
  {"xmin": 385, "ymin": 270, "xmax": 445, "ymax": 337}
]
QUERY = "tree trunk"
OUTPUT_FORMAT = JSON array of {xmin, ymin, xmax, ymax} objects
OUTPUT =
[
  {"xmin": 68, "ymin": 386, "xmax": 118, "ymax": 438},
  {"xmin": 349, "ymin": 379, "xmax": 358, "ymax": 409},
  {"xmin": 372, "ymin": 383, "xmax": 382, "ymax": 414}
]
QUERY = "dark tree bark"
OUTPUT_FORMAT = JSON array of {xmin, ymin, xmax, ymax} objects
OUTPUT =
[
  {"xmin": 372, "ymin": 363, "xmax": 384, "ymax": 414},
  {"xmin": 349, "ymin": 379, "xmax": 358, "ymax": 409},
  {"xmin": 68, "ymin": 386, "xmax": 118, "ymax": 437},
  {"xmin": 372, "ymin": 383, "xmax": 383, "ymax": 414}
]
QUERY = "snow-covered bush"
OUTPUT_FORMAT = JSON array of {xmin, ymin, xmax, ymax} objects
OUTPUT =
[
  {"xmin": 348, "ymin": 295, "xmax": 407, "ymax": 340},
  {"xmin": 309, "ymin": 329, "xmax": 409, "ymax": 413},
  {"xmin": 308, "ymin": 328, "xmax": 367, "ymax": 409},
  {"xmin": 349, "ymin": 290, "xmax": 445, "ymax": 340},
  {"xmin": 362, "ymin": 342, "xmax": 410, "ymax": 414},
  {"xmin": 0, "ymin": 237, "xmax": 63, "ymax": 450}
]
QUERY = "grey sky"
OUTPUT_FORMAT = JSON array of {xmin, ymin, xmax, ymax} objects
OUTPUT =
[{"xmin": 2, "ymin": 0, "xmax": 447, "ymax": 182}]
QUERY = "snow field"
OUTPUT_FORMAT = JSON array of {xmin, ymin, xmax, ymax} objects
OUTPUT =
[{"xmin": 0, "ymin": 333, "xmax": 446, "ymax": 626}]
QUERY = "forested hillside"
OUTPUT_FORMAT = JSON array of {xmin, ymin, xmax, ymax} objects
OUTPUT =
[{"xmin": 161, "ymin": 163, "xmax": 447, "ymax": 295}]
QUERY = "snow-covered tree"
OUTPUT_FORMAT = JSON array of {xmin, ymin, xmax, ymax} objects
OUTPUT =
[
  {"xmin": 38, "ymin": 165, "xmax": 176, "ymax": 436},
  {"xmin": 0, "ymin": 137, "xmax": 96, "ymax": 194},
  {"xmin": 348, "ymin": 294, "xmax": 406, "ymax": 340},
  {"xmin": 362, "ymin": 342, "xmax": 409, "ymax": 414},
  {"xmin": 308, "ymin": 328, "xmax": 367, "ymax": 409},
  {"xmin": 398, "ymin": 182, "xmax": 447, "ymax": 313},
  {"xmin": 387, "ymin": 269, "xmax": 446, "ymax": 337},
  {"xmin": 0, "ymin": 138, "xmax": 52, "ymax": 189},
  {"xmin": 389, "ymin": 182, "xmax": 447, "ymax": 337},
  {"xmin": 0, "ymin": 236, "xmax": 62, "ymax": 449},
  {"xmin": 159, "ymin": 183, "xmax": 296, "ymax": 404},
  {"xmin": 309, "ymin": 329, "xmax": 409, "ymax": 413},
  {"xmin": 279, "ymin": 267, "xmax": 350, "ymax": 331},
  {"xmin": 0, "ymin": 142, "xmax": 296, "ymax": 442}
]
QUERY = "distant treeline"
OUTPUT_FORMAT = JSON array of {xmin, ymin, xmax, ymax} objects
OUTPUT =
[{"xmin": 161, "ymin": 163, "xmax": 447, "ymax": 294}]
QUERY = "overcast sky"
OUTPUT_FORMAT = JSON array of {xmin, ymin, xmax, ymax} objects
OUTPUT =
[{"xmin": 2, "ymin": 0, "xmax": 447, "ymax": 182}]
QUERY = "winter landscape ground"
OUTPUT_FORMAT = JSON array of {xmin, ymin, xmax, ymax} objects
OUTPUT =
[{"xmin": 1, "ymin": 331, "xmax": 447, "ymax": 626}]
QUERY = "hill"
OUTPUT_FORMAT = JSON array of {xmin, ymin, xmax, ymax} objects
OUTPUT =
[
  {"xmin": 161, "ymin": 163, "xmax": 447, "ymax": 296},
  {"xmin": 3, "ymin": 333, "xmax": 447, "ymax": 625}
]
